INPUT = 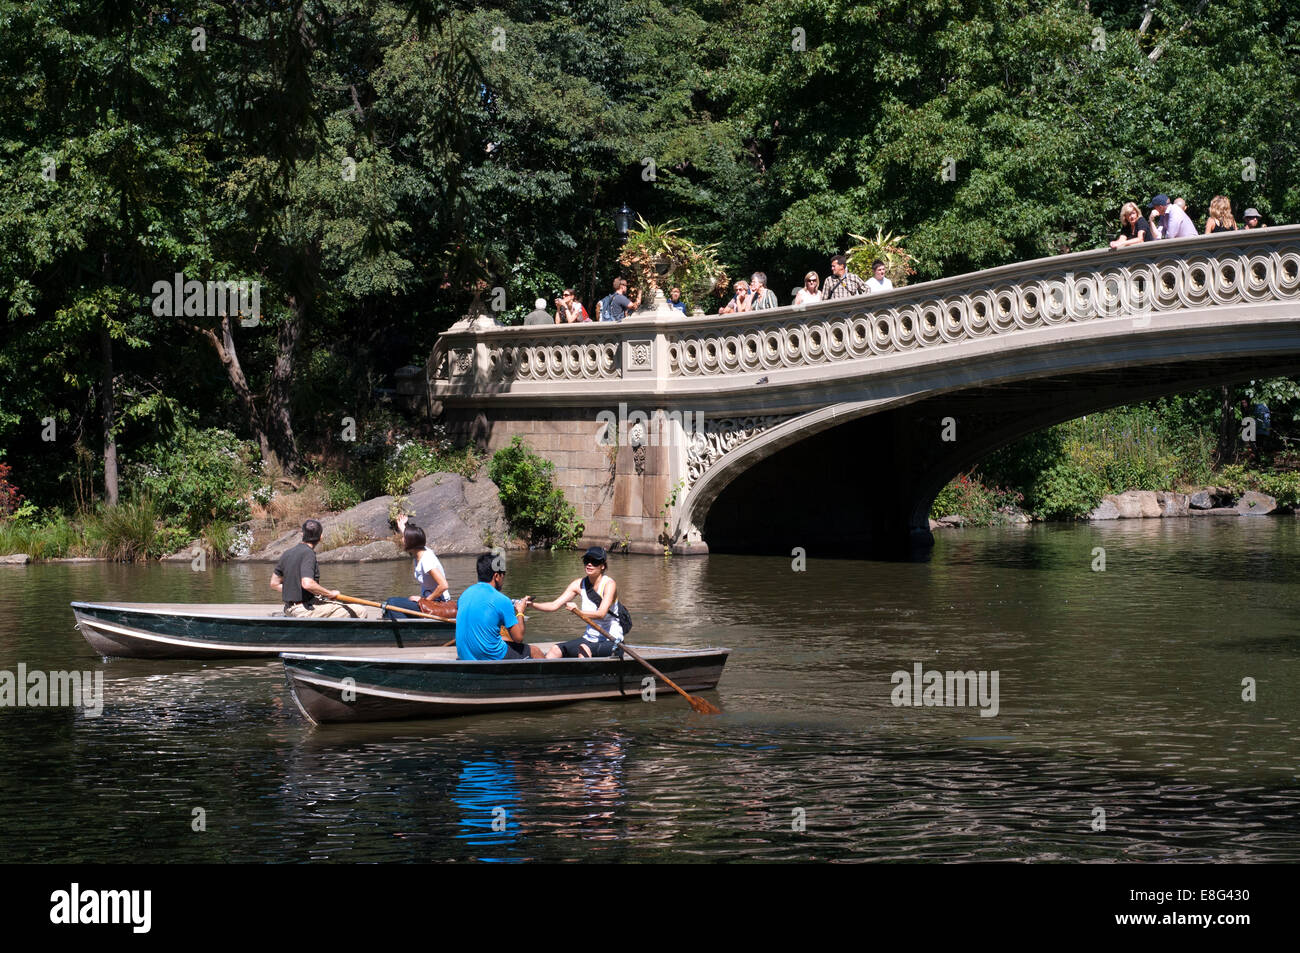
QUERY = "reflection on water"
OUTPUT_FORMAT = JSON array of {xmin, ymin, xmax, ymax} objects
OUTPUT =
[
  {"xmin": 453, "ymin": 758, "xmax": 521, "ymax": 859},
  {"xmin": 1, "ymin": 518, "xmax": 1299, "ymax": 861}
]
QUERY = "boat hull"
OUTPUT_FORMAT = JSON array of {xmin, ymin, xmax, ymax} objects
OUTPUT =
[
  {"xmin": 71, "ymin": 602, "xmax": 453, "ymax": 660},
  {"xmin": 282, "ymin": 646, "xmax": 730, "ymax": 724}
]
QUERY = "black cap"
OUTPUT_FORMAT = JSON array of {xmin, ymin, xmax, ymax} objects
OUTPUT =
[{"xmin": 582, "ymin": 546, "xmax": 608, "ymax": 564}]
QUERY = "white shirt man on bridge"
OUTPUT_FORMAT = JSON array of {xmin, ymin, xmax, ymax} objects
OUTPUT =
[{"xmin": 1150, "ymin": 194, "xmax": 1197, "ymax": 240}]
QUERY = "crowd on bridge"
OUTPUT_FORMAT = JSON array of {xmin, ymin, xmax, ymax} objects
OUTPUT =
[
  {"xmin": 1109, "ymin": 193, "xmax": 1267, "ymax": 249},
  {"xmin": 516, "ymin": 192, "xmax": 1275, "ymax": 327},
  {"xmin": 523, "ymin": 254, "xmax": 899, "ymax": 325}
]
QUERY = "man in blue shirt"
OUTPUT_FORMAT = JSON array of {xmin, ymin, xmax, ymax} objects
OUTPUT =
[{"xmin": 456, "ymin": 553, "xmax": 543, "ymax": 660}]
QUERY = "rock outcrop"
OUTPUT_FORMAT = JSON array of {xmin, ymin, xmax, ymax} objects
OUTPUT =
[{"xmin": 245, "ymin": 472, "xmax": 511, "ymax": 562}]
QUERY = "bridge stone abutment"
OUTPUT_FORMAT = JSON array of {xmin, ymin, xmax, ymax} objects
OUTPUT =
[{"xmin": 428, "ymin": 227, "xmax": 1300, "ymax": 557}]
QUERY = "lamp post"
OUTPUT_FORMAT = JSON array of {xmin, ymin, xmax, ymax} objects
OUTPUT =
[{"xmin": 614, "ymin": 203, "xmax": 633, "ymax": 243}]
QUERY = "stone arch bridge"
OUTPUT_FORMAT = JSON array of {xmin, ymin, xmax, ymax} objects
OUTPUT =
[{"xmin": 424, "ymin": 227, "xmax": 1300, "ymax": 557}]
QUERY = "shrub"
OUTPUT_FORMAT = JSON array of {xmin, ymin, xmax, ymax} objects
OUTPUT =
[
  {"xmin": 380, "ymin": 437, "xmax": 480, "ymax": 495},
  {"xmin": 488, "ymin": 436, "xmax": 583, "ymax": 548},
  {"xmin": 930, "ymin": 473, "xmax": 1024, "ymax": 525},
  {"xmin": 1029, "ymin": 461, "xmax": 1106, "ymax": 520},
  {"xmin": 321, "ymin": 473, "xmax": 363, "ymax": 511},
  {"xmin": 201, "ymin": 519, "xmax": 236, "ymax": 559},
  {"xmin": 1218, "ymin": 465, "xmax": 1300, "ymax": 508},
  {"xmin": 0, "ymin": 463, "xmax": 21, "ymax": 516},
  {"xmin": 127, "ymin": 428, "xmax": 258, "ymax": 532},
  {"xmin": 320, "ymin": 521, "xmax": 366, "ymax": 552},
  {"xmin": 84, "ymin": 497, "xmax": 163, "ymax": 562}
]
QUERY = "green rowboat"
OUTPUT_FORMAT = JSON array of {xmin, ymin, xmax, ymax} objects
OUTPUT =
[
  {"xmin": 71, "ymin": 601, "xmax": 453, "ymax": 660},
  {"xmin": 281, "ymin": 644, "xmax": 730, "ymax": 724}
]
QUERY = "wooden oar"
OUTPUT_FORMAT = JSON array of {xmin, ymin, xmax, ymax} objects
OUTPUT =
[
  {"xmin": 567, "ymin": 606, "xmax": 720, "ymax": 715},
  {"xmin": 335, "ymin": 594, "xmax": 451, "ymax": 622}
]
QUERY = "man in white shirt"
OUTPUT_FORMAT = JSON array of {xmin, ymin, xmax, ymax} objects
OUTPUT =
[{"xmin": 865, "ymin": 261, "xmax": 894, "ymax": 294}]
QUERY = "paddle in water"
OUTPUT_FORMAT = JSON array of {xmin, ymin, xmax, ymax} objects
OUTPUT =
[{"xmin": 567, "ymin": 605, "xmax": 721, "ymax": 714}]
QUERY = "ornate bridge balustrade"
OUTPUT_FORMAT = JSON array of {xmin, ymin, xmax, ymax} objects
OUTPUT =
[{"xmin": 428, "ymin": 227, "xmax": 1300, "ymax": 556}]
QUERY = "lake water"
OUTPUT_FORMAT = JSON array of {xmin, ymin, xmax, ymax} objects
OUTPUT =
[{"xmin": 2, "ymin": 517, "xmax": 1298, "ymax": 862}]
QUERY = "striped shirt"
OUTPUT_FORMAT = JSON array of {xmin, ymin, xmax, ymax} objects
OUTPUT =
[{"xmin": 821, "ymin": 271, "xmax": 869, "ymax": 300}]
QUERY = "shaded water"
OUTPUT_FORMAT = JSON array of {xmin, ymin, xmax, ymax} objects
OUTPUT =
[{"xmin": 2, "ymin": 517, "xmax": 1298, "ymax": 862}]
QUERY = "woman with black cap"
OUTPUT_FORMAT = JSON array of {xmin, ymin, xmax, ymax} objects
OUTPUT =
[{"xmin": 531, "ymin": 546, "xmax": 625, "ymax": 658}]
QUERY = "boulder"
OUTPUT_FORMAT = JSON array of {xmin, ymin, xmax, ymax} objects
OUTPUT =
[
  {"xmin": 937, "ymin": 515, "xmax": 966, "ymax": 527},
  {"xmin": 318, "ymin": 539, "xmax": 406, "ymax": 562},
  {"xmin": 1110, "ymin": 490, "xmax": 1162, "ymax": 519},
  {"xmin": 161, "ymin": 542, "xmax": 202, "ymax": 562},
  {"xmin": 1236, "ymin": 490, "xmax": 1278, "ymax": 516},
  {"xmin": 0, "ymin": 553, "xmax": 31, "ymax": 564},
  {"xmin": 1157, "ymin": 492, "xmax": 1189, "ymax": 518},
  {"xmin": 1088, "ymin": 498, "xmax": 1120, "ymax": 520},
  {"xmin": 1189, "ymin": 506, "xmax": 1240, "ymax": 517},
  {"xmin": 1188, "ymin": 489, "xmax": 1215, "ymax": 510},
  {"xmin": 245, "ymin": 471, "xmax": 511, "ymax": 561}
]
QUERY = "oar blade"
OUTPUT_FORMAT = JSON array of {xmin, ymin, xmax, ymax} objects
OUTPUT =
[{"xmin": 688, "ymin": 694, "xmax": 722, "ymax": 715}]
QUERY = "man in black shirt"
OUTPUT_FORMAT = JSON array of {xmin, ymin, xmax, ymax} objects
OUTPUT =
[{"xmin": 271, "ymin": 519, "xmax": 366, "ymax": 618}]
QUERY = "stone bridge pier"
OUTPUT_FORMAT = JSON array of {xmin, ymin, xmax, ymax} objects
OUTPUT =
[{"xmin": 427, "ymin": 227, "xmax": 1300, "ymax": 558}]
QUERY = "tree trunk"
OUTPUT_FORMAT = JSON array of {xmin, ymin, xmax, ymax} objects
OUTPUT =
[
  {"xmin": 193, "ymin": 315, "xmax": 273, "ymax": 461},
  {"xmin": 100, "ymin": 322, "xmax": 119, "ymax": 505},
  {"xmin": 1216, "ymin": 384, "xmax": 1235, "ymax": 466},
  {"xmin": 267, "ymin": 294, "xmax": 304, "ymax": 469}
]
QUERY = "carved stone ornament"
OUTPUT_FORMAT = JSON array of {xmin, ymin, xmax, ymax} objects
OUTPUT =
[{"xmin": 686, "ymin": 415, "xmax": 791, "ymax": 487}]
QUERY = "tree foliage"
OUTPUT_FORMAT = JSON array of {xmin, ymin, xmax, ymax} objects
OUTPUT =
[{"xmin": 2, "ymin": 0, "xmax": 1298, "ymax": 512}]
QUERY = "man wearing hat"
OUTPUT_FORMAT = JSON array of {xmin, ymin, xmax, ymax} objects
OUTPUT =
[
  {"xmin": 1242, "ymin": 208, "xmax": 1265, "ymax": 229},
  {"xmin": 531, "ymin": 546, "xmax": 626, "ymax": 658},
  {"xmin": 1150, "ymin": 193, "xmax": 1198, "ymax": 240}
]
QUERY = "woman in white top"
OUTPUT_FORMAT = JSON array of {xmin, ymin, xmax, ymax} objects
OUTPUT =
[
  {"xmin": 793, "ymin": 272, "xmax": 820, "ymax": 306},
  {"xmin": 531, "ymin": 546, "xmax": 623, "ymax": 658},
  {"xmin": 382, "ymin": 516, "xmax": 452, "ymax": 620}
]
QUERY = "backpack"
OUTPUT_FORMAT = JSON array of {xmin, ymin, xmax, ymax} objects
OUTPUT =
[
  {"xmin": 582, "ymin": 577, "xmax": 632, "ymax": 634},
  {"xmin": 598, "ymin": 294, "xmax": 615, "ymax": 322}
]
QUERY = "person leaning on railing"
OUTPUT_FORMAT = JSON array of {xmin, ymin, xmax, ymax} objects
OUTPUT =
[
  {"xmin": 820, "ymin": 254, "xmax": 868, "ymax": 299},
  {"xmin": 1205, "ymin": 196, "xmax": 1237, "ymax": 234},
  {"xmin": 793, "ymin": 271, "xmax": 820, "ymax": 305},
  {"xmin": 749, "ymin": 272, "xmax": 778, "ymax": 310},
  {"xmin": 1110, "ymin": 201, "xmax": 1153, "ymax": 249}
]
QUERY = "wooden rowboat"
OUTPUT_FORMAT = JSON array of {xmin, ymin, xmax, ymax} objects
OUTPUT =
[
  {"xmin": 71, "ymin": 601, "xmax": 453, "ymax": 660},
  {"xmin": 281, "ymin": 644, "xmax": 731, "ymax": 724}
]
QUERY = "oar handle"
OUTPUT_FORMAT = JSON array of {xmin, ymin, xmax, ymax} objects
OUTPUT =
[{"xmin": 335, "ymin": 593, "xmax": 449, "ymax": 622}]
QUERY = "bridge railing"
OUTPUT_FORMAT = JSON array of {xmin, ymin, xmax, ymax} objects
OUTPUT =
[{"xmin": 430, "ymin": 226, "xmax": 1300, "ymax": 397}]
